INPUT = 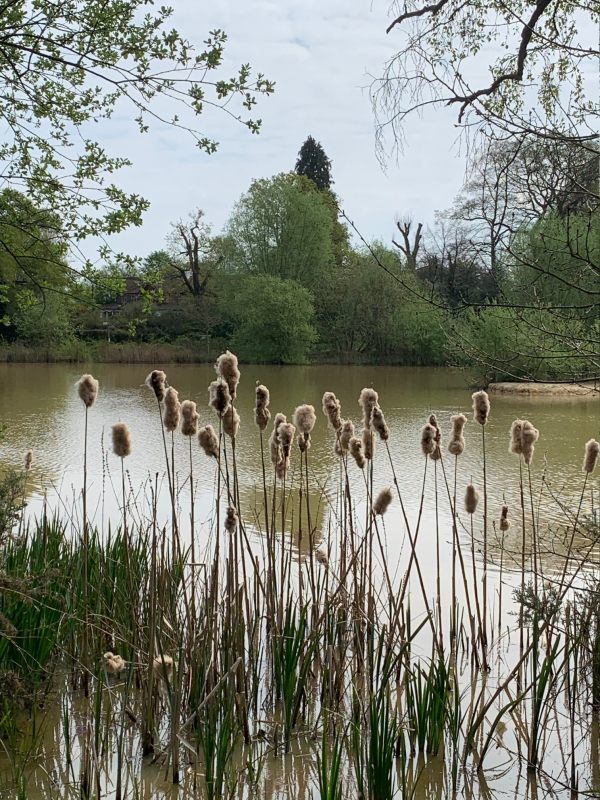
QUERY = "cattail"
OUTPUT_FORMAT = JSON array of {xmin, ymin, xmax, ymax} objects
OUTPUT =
[
  {"xmin": 208, "ymin": 378, "xmax": 231, "ymax": 416},
  {"xmin": 276, "ymin": 457, "xmax": 290, "ymax": 480},
  {"xmin": 500, "ymin": 504, "xmax": 510, "ymax": 532},
  {"xmin": 465, "ymin": 484, "xmax": 479, "ymax": 514},
  {"xmin": 362, "ymin": 428, "xmax": 375, "ymax": 460},
  {"xmin": 293, "ymin": 404, "xmax": 316, "ymax": 453},
  {"xmin": 335, "ymin": 419, "xmax": 354, "ymax": 456},
  {"xmin": 509, "ymin": 420, "xmax": 524, "ymax": 455},
  {"xmin": 223, "ymin": 406, "xmax": 240, "ymax": 439},
  {"xmin": 225, "ymin": 506, "xmax": 238, "ymax": 533},
  {"xmin": 373, "ymin": 487, "xmax": 393, "ymax": 516},
  {"xmin": 322, "ymin": 392, "xmax": 342, "ymax": 431},
  {"xmin": 293, "ymin": 404, "xmax": 316, "ymax": 437},
  {"xmin": 315, "ymin": 548, "xmax": 329, "ymax": 567},
  {"xmin": 278, "ymin": 422, "xmax": 295, "ymax": 459},
  {"xmin": 254, "ymin": 384, "xmax": 271, "ymax": 431},
  {"xmin": 24, "ymin": 451, "xmax": 33, "ymax": 471},
  {"xmin": 359, "ymin": 387, "xmax": 379, "ymax": 428},
  {"xmin": 420, "ymin": 423, "xmax": 437, "ymax": 456},
  {"xmin": 583, "ymin": 438, "xmax": 599, "ymax": 474},
  {"xmin": 349, "ymin": 436, "xmax": 365, "ymax": 469},
  {"xmin": 269, "ymin": 413, "xmax": 287, "ymax": 466},
  {"xmin": 111, "ymin": 422, "xmax": 132, "ymax": 458},
  {"xmin": 448, "ymin": 413, "xmax": 467, "ymax": 456},
  {"xmin": 429, "ymin": 413, "xmax": 442, "ymax": 460},
  {"xmin": 198, "ymin": 425, "xmax": 219, "ymax": 458},
  {"xmin": 162, "ymin": 386, "xmax": 181, "ymax": 432},
  {"xmin": 77, "ymin": 374, "xmax": 99, "ymax": 408},
  {"xmin": 371, "ymin": 405, "xmax": 389, "ymax": 441},
  {"xmin": 215, "ymin": 350, "xmax": 240, "ymax": 400},
  {"xmin": 521, "ymin": 420, "xmax": 539, "ymax": 465},
  {"xmin": 298, "ymin": 436, "xmax": 311, "ymax": 453},
  {"xmin": 472, "ymin": 390, "xmax": 490, "ymax": 426},
  {"xmin": 103, "ymin": 652, "xmax": 125, "ymax": 675},
  {"xmin": 145, "ymin": 369, "xmax": 167, "ymax": 402},
  {"xmin": 181, "ymin": 400, "xmax": 199, "ymax": 437},
  {"xmin": 153, "ymin": 654, "xmax": 174, "ymax": 679}
]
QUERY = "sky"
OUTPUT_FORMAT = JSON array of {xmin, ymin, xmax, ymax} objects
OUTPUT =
[{"xmin": 94, "ymin": 0, "xmax": 474, "ymax": 262}]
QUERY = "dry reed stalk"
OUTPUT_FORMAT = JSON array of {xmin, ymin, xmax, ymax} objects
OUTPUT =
[
  {"xmin": 77, "ymin": 372, "xmax": 98, "ymax": 697},
  {"xmin": 472, "ymin": 391, "xmax": 490, "ymax": 654}
]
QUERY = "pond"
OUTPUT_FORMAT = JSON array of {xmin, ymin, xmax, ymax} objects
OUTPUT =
[{"xmin": 0, "ymin": 362, "xmax": 598, "ymax": 799}]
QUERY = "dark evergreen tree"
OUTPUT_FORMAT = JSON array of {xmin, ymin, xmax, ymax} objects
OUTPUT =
[{"xmin": 295, "ymin": 136, "xmax": 333, "ymax": 191}]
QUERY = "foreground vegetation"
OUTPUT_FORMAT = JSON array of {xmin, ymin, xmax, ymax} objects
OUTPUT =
[{"xmin": 0, "ymin": 353, "xmax": 598, "ymax": 798}]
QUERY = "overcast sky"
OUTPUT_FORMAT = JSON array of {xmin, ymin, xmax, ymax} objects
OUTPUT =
[{"xmin": 97, "ymin": 1, "xmax": 473, "ymax": 263}]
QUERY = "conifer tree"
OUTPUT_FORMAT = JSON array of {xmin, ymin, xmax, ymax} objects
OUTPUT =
[{"xmin": 295, "ymin": 136, "xmax": 333, "ymax": 191}]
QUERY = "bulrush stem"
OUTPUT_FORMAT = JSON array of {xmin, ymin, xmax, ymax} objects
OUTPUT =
[
  {"xmin": 482, "ymin": 426, "xmax": 488, "ymax": 652},
  {"xmin": 470, "ymin": 515, "xmax": 488, "ymax": 671},
  {"xmin": 451, "ymin": 456, "xmax": 457, "ymax": 647},
  {"xmin": 434, "ymin": 459, "xmax": 443, "ymax": 650},
  {"xmin": 384, "ymin": 442, "xmax": 442, "ymax": 655},
  {"xmin": 82, "ymin": 405, "xmax": 89, "ymax": 696}
]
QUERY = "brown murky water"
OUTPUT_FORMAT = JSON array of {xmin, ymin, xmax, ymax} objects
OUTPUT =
[{"xmin": 0, "ymin": 363, "xmax": 598, "ymax": 798}]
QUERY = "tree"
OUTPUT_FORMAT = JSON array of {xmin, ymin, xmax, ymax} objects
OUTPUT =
[
  {"xmin": 0, "ymin": 3, "xmax": 273, "ymax": 263},
  {"xmin": 295, "ymin": 136, "xmax": 333, "ymax": 191},
  {"xmin": 0, "ymin": 189, "xmax": 76, "ymax": 336},
  {"xmin": 163, "ymin": 210, "xmax": 216, "ymax": 298},
  {"xmin": 225, "ymin": 173, "xmax": 335, "ymax": 286},
  {"xmin": 220, "ymin": 275, "xmax": 317, "ymax": 363},
  {"xmin": 374, "ymin": 0, "xmax": 598, "ymax": 149}
]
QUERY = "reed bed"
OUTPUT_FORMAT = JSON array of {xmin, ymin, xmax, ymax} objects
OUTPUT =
[{"xmin": 0, "ymin": 358, "xmax": 598, "ymax": 799}]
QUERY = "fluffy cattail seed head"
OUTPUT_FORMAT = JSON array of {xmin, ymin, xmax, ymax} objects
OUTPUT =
[
  {"xmin": 521, "ymin": 420, "xmax": 539, "ymax": 465},
  {"xmin": 223, "ymin": 406, "xmax": 240, "ymax": 439},
  {"xmin": 277, "ymin": 422, "xmax": 295, "ymax": 459},
  {"xmin": 465, "ymin": 484, "xmax": 479, "ymax": 515},
  {"xmin": 583, "ymin": 438, "xmax": 599, "ymax": 474},
  {"xmin": 112, "ymin": 422, "xmax": 132, "ymax": 458},
  {"xmin": 198, "ymin": 425, "xmax": 219, "ymax": 458},
  {"xmin": 428, "ymin": 414, "xmax": 442, "ymax": 460},
  {"xmin": 448, "ymin": 413, "xmax": 467, "ymax": 456},
  {"xmin": 254, "ymin": 384, "xmax": 271, "ymax": 431},
  {"xmin": 225, "ymin": 506, "xmax": 238, "ymax": 533},
  {"xmin": 145, "ymin": 370, "xmax": 166, "ymax": 402},
  {"xmin": 208, "ymin": 378, "xmax": 231, "ymax": 416},
  {"xmin": 276, "ymin": 456, "xmax": 290, "ymax": 480},
  {"xmin": 293, "ymin": 404, "xmax": 316, "ymax": 435},
  {"xmin": 420, "ymin": 423, "xmax": 437, "ymax": 456},
  {"xmin": 322, "ymin": 392, "xmax": 342, "ymax": 431},
  {"xmin": 472, "ymin": 390, "xmax": 490, "ymax": 426},
  {"xmin": 103, "ymin": 652, "xmax": 125, "ymax": 675},
  {"xmin": 153, "ymin": 654, "xmax": 174, "ymax": 679},
  {"xmin": 298, "ymin": 436, "xmax": 311, "ymax": 453},
  {"xmin": 371, "ymin": 405, "xmax": 389, "ymax": 441},
  {"xmin": 362, "ymin": 428, "xmax": 375, "ymax": 460},
  {"xmin": 500, "ymin": 504, "xmax": 510, "ymax": 532},
  {"xmin": 24, "ymin": 451, "xmax": 33, "ymax": 471},
  {"xmin": 215, "ymin": 350, "xmax": 240, "ymax": 400},
  {"xmin": 162, "ymin": 386, "xmax": 181, "ymax": 432},
  {"xmin": 77, "ymin": 374, "xmax": 99, "ymax": 408},
  {"xmin": 509, "ymin": 420, "xmax": 524, "ymax": 455},
  {"xmin": 269, "ymin": 413, "xmax": 287, "ymax": 465},
  {"xmin": 315, "ymin": 548, "xmax": 329, "ymax": 567},
  {"xmin": 373, "ymin": 487, "xmax": 393, "ymax": 516},
  {"xmin": 335, "ymin": 419, "xmax": 355, "ymax": 456},
  {"xmin": 349, "ymin": 436, "xmax": 365, "ymax": 469},
  {"xmin": 359, "ymin": 388, "xmax": 379, "ymax": 429},
  {"xmin": 181, "ymin": 400, "xmax": 199, "ymax": 437}
]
